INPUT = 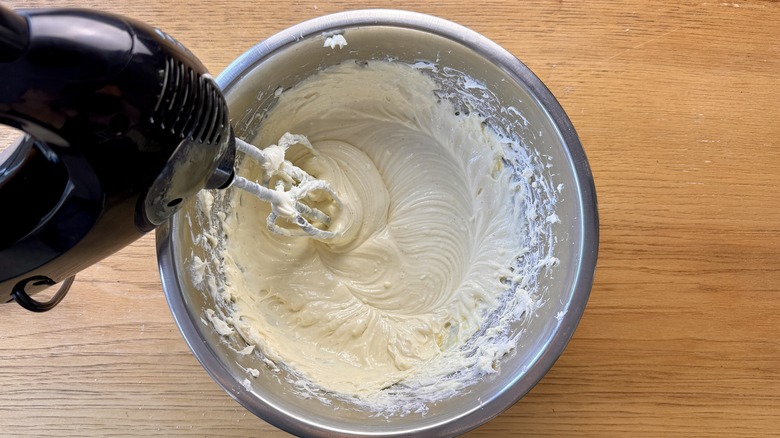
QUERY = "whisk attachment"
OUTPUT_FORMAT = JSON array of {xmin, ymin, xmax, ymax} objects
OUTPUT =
[{"xmin": 233, "ymin": 135, "xmax": 341, "ymax": 239}]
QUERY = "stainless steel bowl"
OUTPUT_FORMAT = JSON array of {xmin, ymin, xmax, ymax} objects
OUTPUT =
[{"xmin": 156, "ymin": 9, "xmax": 598, "ymax": 437}]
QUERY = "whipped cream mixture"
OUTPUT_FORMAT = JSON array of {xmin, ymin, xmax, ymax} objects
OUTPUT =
[{"xmin": 194, "ymin": 60, "xmax": 547, "ymax": 405}]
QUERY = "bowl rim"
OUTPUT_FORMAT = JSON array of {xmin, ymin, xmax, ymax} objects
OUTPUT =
[{"xmin": 157, "ymin": 9, "xmax": 598, "ymax": 437}]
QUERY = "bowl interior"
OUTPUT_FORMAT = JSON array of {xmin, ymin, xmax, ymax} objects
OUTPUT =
[{"xmin": 159, "ymin": 12, "xmax": 596, "ymax": 437}]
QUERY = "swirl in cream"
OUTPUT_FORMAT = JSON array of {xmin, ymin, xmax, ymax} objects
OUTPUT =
[{"xmin": 217, "ymin": 61, "xmax": 524, "ymax": 396}]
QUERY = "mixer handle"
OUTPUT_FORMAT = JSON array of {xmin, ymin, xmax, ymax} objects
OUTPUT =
[
  {"xmin": 0, "ymin": 4, "xmax": 235, "ymax": 310},
  {"xmin": 0, "ymin": 5, "xmax": 142, "ymax": 308}
]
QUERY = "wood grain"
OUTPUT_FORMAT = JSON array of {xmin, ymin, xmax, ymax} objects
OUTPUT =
[{"xmin": 2, "ymin": 0, "xmax": 779, "ymax": 436}]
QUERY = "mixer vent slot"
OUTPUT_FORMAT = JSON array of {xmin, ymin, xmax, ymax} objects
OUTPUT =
[{"xmin": 152, "ymin": 57, "xmax": 228, "ymax": 144}]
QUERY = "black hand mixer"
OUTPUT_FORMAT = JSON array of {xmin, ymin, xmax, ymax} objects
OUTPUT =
[{"xmin": 0, "ymin": 5, "xmax": 336, "ymax": 312}]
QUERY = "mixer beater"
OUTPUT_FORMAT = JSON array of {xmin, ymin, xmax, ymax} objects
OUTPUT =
[{"xmin": 233, "ymin": 134, "xmax": 342, "ymax": 240}]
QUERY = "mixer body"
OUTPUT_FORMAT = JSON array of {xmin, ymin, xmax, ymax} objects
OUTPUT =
[{"xmin": 0, "ymin": 6, "xmax": 235, "ymax": 309}]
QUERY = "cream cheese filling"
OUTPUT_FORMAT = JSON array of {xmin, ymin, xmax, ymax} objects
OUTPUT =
[{"xmin": 213, "ymin": 61, "xmax": 528, "ymax": 397}]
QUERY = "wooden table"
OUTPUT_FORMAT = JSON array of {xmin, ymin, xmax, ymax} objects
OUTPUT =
[{"xmin": 2, "ymin": 0, "xmax": 779, "ymax": 436}]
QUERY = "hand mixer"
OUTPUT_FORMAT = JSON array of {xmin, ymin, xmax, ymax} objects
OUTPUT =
[{"xmin": 0, "ymin": 5, "xmax": 337, "ymax": 312}]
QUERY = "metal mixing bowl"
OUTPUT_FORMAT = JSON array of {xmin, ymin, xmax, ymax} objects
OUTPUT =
[{"xmin": 156, "ymin": 9, "xmax": 598, "ymax": 437}]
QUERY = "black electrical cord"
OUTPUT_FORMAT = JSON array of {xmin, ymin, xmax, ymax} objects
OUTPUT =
[{"xmin": 12, "ymin": 275, "xmax": 75, "ymax": 312}]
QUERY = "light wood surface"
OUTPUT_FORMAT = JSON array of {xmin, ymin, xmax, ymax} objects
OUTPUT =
[{"xmin": 2, "ymin": 0, "xmax": 779, "ymax": 436}]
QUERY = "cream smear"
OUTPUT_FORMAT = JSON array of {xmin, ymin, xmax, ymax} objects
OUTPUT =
[{"xmin": 193, "ymin": 60, "xmax": 556, "ymax": 413}]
